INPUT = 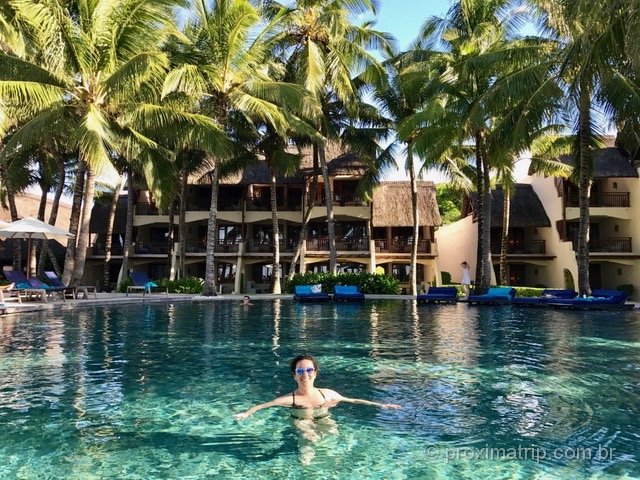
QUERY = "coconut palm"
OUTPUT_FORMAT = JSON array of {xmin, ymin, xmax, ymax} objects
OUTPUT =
[
  {"xmin": 0, "ymin": 0, "xmax": 228, "ymax": 286},
  {"xmin": 163, "ymin": 0, "xmax": 318, "ymax": 296},
  {"xmin": 266, "ymin": 0, "xmax": 391, "ymax": 274},
  {"xmin": 399, "ymin": 0, "xmax": 551, "ymax": 292},
  {"xmin": 531, "ymin": 0, "xmax": 640, "ymax": 295}
]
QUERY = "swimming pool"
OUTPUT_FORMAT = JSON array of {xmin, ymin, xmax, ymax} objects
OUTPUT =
[{"xmin": 1, "ymin": 300, "xmax": 638, "ymax": 479}]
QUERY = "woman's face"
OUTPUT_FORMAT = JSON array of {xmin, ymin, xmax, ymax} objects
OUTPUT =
[{"xmin": 293, "ymin": 358, "xmax": 317, "ymax": 384}]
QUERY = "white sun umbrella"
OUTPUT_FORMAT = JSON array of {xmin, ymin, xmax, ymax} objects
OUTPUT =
[{"xmin": 0, "ymin": 217, "xmax": 74, "ymax": 276}]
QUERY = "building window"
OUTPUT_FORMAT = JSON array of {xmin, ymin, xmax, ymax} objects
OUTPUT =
[
  {"xmin": 618, "ymin": 268, "xmax": 623, "ymax": 275},
  {"xmin": 613, "ymin": 182, "xmax": 618, "ymax": 189}
]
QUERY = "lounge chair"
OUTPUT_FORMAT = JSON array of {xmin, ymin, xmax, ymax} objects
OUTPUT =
[
  {"xmin": 28, "ymin": 277, "xmax": 72, "ymax": 302},
  {"xmin": 547, "ymin": 289, "xmax": 633, "ymax": 310},
  {"xmin": 293, "ymin": 284, "xmax": 330, "ymax": 302},
  {"xmin": 466, "ymin": 287, "xmax": 516, "ymax": 305},
  {"xmin": 417, "ymin": 286, "xmax": 459, "ymax": 304},
  {"xmin": 333, "ymin": 285, "xmax": 365, "ymax": 302},
  {"xmin": 3, "ymin": 270, "xmax": 48, "ymax": 303},
  {"xmin": 44, "ymin": 271, "xmax": 96, "ymax": 299},
  {"xmin": 126, "ymin": 271, "xmax": 168, "ymax": 297},
  {"xmin": 511, "ymin": 289, "xmax": 577, "ymax": 307}
]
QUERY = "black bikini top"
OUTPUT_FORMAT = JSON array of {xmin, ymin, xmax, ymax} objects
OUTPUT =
[{"xmin": 291, "ymin": 389, "xmax": 327, "ymax": 409}]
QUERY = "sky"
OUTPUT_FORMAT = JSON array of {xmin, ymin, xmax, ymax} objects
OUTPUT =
[
  {"xmin": 365, "ymin": 0, "xmax": 533, "ymax": 183},
  {"xmin": 373, "ymin": 0, "xmax": 452, "ymax": 50},
  {"xmin": 360, "ymin": 1, "xmax": 455, "ymax": 182}
]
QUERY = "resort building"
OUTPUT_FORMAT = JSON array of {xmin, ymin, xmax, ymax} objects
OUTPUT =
[
  {"xmin": 437, "ymin": 144, "xmax": 640, "ymax": 299},
  {"xmin": 83, "ymin": 150, "xmax": 443, "ymax": 293}
]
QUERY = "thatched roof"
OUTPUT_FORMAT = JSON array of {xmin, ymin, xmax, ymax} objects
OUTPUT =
[
  {"xmin": 560, "ymin": 147, "xmax": 638, "ymax": 178},
  {"xmin": 220, "ymin": 160, "xmax": 306, "ymax": 185},
  {"xmin": 372, "ymin": 181, "xmax": 441, "ymax": 227},
  {"xmin": 90, "ymin": 196, "xmax": 127, "ymax": 234},
  {"xmin": 467, "ymin": 184, "xmax": 551, "ymax": 228}
]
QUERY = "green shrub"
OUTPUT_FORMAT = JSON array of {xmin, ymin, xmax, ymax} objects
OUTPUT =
[
  {"xmin": 441, "ymin": 271, "xmax": 451, "ymax": 284},
  {"xmin": 157, "ymin": 277, "xmax": 204, "ymax": 294},
  {"xmin": 617, "ymin": 284, "xmax": 634, "ymax": 297},
  {"xmin": 119, "ymin": 276, "xmax": 204, "ymax": 294},
  {"xmin": 118, "ymin": 279, "xmax": 133, "ymax": 293},
  {"xmin": 284, "ymin": 271, "xmax": 401, "ymax": 295}
]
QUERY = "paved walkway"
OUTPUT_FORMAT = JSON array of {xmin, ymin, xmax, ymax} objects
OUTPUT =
[
  {"xmin": 2, "ymin": 293, "xmax": 635, "ymax": 316},
  {"xmin": 0, "ymin": 292, "xmax": 426, "ymax": 316}
]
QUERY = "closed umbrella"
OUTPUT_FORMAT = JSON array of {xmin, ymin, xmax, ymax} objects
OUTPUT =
[{"xmin": 0, "ymin": 217, "xmax": 74, "ymax": 276}]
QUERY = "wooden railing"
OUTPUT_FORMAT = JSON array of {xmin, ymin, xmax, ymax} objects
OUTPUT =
[
  {"xmin": 374, "ymin": 239, "xmax": 431, "ymax": 254},
  {"xmin": 565, "ymin": 191, "xmax": 630, "ymax": 207},
  {"xmin": 306, "ymin": 236, "xmax": 370, "ymax": 251},
  {"xmin": 571, "ymin": 237, "xmax": 632, "ymax": 252}
]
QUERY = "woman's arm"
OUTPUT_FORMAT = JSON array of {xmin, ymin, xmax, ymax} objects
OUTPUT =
[
  {"xmin": 341, "ymin": 397, "xmax": 401, "ymax": 409},
  {"xmin": 322, "ymin": 389, "xmax": 400, "ymax": 409},
  {"xmin": 234, "ymin": 394, "xmax": 292, "ymax": 420}
]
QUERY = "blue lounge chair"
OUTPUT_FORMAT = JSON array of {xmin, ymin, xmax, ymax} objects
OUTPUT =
[
  {"xmin": 3, "ymin": 270, "xmax": 49, "ymax": 303},
  {"xmin": 511, "ymin": 289, "xmax": 577, "ymax": 306},
  {"xmin": 44, "ymin": 271, "xmax": 96, "ymax": 299},
  {"xmin": 466, "ymin": 287, "xmax": 516, "ymax": 305},
  {"xmin": 293, "ymin": 284, "xmax": 330, "ymax": 302},
  {"xmin": 333, "ymin": 285, "xmax": 365, "ymax": 302},
  {"xmin": 127, "ymin": 271, "xmax": 168, "ymax": 297},
  {"xmin": 547, "ymin": 289, "xmax": 633, "ymax": 310},
  {"xmin": 417, "ymin": 286, "xmax": 459, "ymax": 304}
]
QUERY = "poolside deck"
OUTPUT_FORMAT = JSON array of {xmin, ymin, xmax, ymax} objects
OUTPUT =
[{"xmin": 1, "ymin": 292, "xmax": 636, "ymax": 315}]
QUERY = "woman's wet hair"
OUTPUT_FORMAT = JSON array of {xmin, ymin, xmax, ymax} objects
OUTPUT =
[{"xmin": 290, "ymin": 354, "xmax": 318, "ymax": 373}]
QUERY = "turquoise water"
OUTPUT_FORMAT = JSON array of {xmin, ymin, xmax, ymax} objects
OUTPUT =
[{"xmin": 0, "ymin": 300, "xmax": 639, "ymax": 479}]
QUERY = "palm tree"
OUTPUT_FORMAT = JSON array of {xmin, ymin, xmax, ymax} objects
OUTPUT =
[
  {"xmin": 163, "ymin": 0, "xmax": 317, "ymax": 296},
  {"xmin": 0, "ymin": 0, "xmax": 225, "ymax": 286},
  {"xmin": 400, "ymin": 0, "xmax": 549, "ymax": 292},
  {"xmin": 267, "ymin": 0, "xmax": 391, "ymax": 274},
  {"xmin": 531, "ymin": 0, "xmax": 639, "ymax": 295}
]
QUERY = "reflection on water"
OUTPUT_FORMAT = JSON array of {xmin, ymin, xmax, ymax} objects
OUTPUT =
[{"xmin": 0, "ymin": 302, "xmax": 639, "ymax": 478}]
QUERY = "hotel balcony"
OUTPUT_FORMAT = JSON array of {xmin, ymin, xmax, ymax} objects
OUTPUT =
[
  {"xmin": 571, "ymin": 237, "xmax": 632, "ymax": 253},
  {"xmin": 183, "ymin": 240, "xmax": 241, "ymax": 254},
  {"xmin": 565, "ymin": 191, "xmax": 630, "ymax": 208},
  {"xmin": 306, "ymin": 236, "xmax": 370, "ymax": 252},
  {"xmin": 246, "ymin": 240, "xmax": 296, "ymax": 254},
  {"xmin": 374, "ymin": 239, "xmax": 432, "ymax": 254}
]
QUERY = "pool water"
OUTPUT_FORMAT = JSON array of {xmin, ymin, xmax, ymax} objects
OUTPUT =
[{"xmin": 1, "ymin": 300, "xmax": 639, "ymax": 479}]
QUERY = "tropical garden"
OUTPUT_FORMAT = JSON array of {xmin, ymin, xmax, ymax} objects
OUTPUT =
[{"xmin": 0, "ymin": 0, "xmax": 639, "ymax": 296}]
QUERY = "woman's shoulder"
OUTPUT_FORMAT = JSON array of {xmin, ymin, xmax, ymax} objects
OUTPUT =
[{"xmin": 318, "ymin": 388, "xmax": 343, "ymax": 400}]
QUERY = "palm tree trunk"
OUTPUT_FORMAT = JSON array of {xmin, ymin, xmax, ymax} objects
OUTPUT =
[
  {"xmin": 119, "ymin": 172, "xmax": 134, "ymax": 288},
  {"xmin": 408, "ymin": 146, "xmax": 419, "ymax": 295},
  {"xmin": 71, "ymin": 162, "xmax": 96, "ymax": 286},
  {"xmin": 32, "ymin": 186, "xmax": 48, "ymax": 276},
  {"xmin": 62, "ymin": 160, "xmax": 86, "ymax": 285},
  {"xmin": 1, "ymin": 154, "xmax": 22, "ymax": 271},
  {"xmin": 204, "ymin": 158, "xmax": 220, "ymax": 296},
  {"xmin": 481, "ymin": 139, "xmax": 492, "ymax": 290},
  {"xmin": 167, "ymin": 200, "xmax": 176, "ymax": 280},
  {"xmin": 104, "ymin": 174, "xmax": 124, "ymax": 292},
  {"xmin": 287, "ymin": 167, "xmax": 319, "ymax": 281},
  {"xmin": 500, "ymin": 189, "xmax": 510, "ymax": 285},
  {"xmin": 317, "ymin": 144, "xmax": 337, "ymax": 274},
  {"xmin": 178, "ymin": 154, "xmax": 188, "ymax": 280},
  {"xmin": 37, "ymin": 148, "xmax": 66, "ymax": 276},
  {"xmin": 270, "ymin": 169, "xmax": 282, "ymax": 294},
  {"xmin": 577, "ymin": 83, "xmax": 592, "ymax": 296},
  {"xmin": 474, "ymin": 134, "xmax": 484, "ymax": 293}
]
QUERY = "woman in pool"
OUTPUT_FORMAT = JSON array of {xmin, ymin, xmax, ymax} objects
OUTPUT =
[{"xmin": 234, "ymin": 354, "xmax": 400, "ymax": 420}]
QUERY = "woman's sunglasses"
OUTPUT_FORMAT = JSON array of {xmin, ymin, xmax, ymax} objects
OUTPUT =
[{"xmin": 295, "ymin": 367, "xmax": 315, "ymax": 375}]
